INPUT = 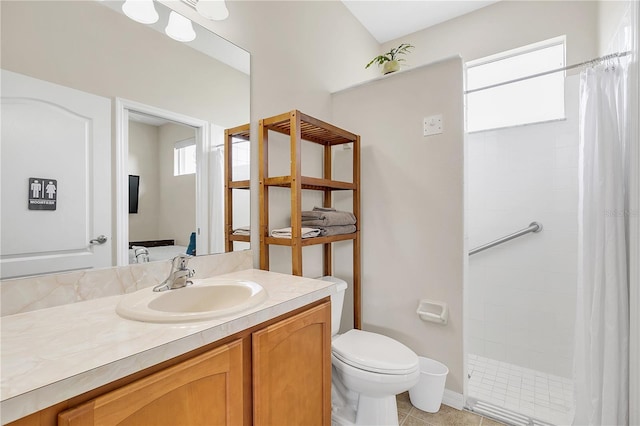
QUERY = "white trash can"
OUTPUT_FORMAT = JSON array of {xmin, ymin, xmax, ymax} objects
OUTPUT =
[{"xmin": 408, "ymin": 357, "xmax": 449, "ymax": 413}]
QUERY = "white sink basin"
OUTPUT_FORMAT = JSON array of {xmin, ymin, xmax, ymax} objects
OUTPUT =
[{"xmin": 116, "ymin": 279, "xmax": 267, "ymax": 323}]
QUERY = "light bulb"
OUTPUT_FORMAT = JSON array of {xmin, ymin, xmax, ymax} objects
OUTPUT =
[
  {"xmin": 165, "ymin": 11, "xmax": 196, "ymax": 42},
  {"xmin": 121, "ymin": 0, "xmax": 159, "ymax": 24},
  {"xmin": 196, "ymin": 0, "xmax": 229, "ymax": 21}
]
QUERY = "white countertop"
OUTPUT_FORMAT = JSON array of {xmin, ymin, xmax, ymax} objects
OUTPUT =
[{"xmin": 0, "ymin": 269, "xmax": 335, "ymax": 424}]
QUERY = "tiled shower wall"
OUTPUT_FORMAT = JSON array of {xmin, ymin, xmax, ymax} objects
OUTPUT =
[{"xmin": 466, "ymin": 75, "xmax": 579, "ymax": 378}]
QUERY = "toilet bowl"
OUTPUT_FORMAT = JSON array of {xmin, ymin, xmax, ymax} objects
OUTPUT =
[{"xmin": 319, "ymin": 276, "xmax": 419, "ymax": 426}]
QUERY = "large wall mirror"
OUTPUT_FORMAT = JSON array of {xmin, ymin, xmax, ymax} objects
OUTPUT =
[{"xmin": 0, "ymin": 0, "xmax": 250, "ymax": 279}]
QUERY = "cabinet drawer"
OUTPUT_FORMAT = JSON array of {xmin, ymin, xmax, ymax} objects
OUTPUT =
[{"xmin": 58, "ymin": 339, "xmax": 244, "ymax": 426}]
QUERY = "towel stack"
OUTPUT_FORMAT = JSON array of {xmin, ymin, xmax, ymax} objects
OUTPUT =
[
  {"xmin": 232, "ymin": 226, "xmax": 250, "ymax": 236},
  {"xmin": 269, "ymin": 207, "xmax": 356, "ymax": 239},
  {"xmin": 301, "ymin": 206, "xmax": 356, "ymax": 236}
]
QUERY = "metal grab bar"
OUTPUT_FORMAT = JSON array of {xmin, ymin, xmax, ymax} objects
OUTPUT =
[{"xmin": 469, "ymin": 222, "xmax": 543, "ymax": 256}]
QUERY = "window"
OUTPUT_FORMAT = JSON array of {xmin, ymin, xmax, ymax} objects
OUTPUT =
[
  {"xmin": 174, "ymin": 137, "xmax": 196, "ymax": 176},
  {"xmin": 231, "ymin": 137, "xmax": 250, "ymax": 181},
  {"xmin": 466, "ymin": 37, "xmax": 566, "ymax": 132},
  {"xmin": 232, "ymin": 138, "xmax": 250, "ymax": 166}
]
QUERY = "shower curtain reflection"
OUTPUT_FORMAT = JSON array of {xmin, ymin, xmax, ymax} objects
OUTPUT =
[{"xmin": 210, "ymin": 144, "xmax": 225, "ymax": 254}]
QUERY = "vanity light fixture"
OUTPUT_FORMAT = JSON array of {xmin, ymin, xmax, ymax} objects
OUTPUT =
[
  {"xmin": 195, "ymin": 0, "xmax": 229, "ymax": 21},
  {"xmin": 121, "ymin": 0, "xmax": 159, "ymax": 24},
  {"xmin": 165, "ymin": 11, "xmax": 196, "ymax": 42}
]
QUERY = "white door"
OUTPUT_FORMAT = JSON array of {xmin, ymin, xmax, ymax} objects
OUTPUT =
[{"xmin": 1, "ymin": 70, "xmax": 112, "ymax": 278}]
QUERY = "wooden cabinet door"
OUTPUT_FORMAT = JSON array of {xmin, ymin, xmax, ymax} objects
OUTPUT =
[
  {"xmin": 252, "ymin": 301, "xmax": 331, "ymax": 426},
  {"xmin": 58, "ymin": 339, "xmax": 244, "ymax": 426}
]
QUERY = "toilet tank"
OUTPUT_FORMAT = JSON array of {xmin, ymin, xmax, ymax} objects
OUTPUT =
[{"xmin": 318, "ymin": 276, "xmax": 348, "ymax": 336}]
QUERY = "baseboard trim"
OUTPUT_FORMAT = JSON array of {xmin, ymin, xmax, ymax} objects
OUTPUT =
[{"xmin": 442, "ymin": 389, "xmax": 464, "ymax": 410}]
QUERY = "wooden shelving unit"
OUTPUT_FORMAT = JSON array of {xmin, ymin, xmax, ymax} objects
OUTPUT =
[
  {"xmin": 258, "ymin": 110, "xmax": 361, "ymax": 328},
  {"xmin": 224, "ymin": 123, "xmax": 250, "ymax": 252}
]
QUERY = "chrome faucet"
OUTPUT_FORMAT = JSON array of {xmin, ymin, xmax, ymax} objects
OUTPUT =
[
  {"xmin": 153, "ymin": 255, "xmax": 195, "ymax": 292},
  {"xmin": 133, "ymin": 246, "xmax": 149, "ymax": 263}
]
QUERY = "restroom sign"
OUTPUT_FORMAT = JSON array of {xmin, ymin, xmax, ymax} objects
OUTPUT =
[{"xmin": 28, "ymin": 178, "xmax": 57, "ymax": 211}]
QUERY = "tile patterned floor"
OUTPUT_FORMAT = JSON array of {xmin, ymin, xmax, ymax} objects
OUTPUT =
[
  {"xmin": 467, "ymin": 354, "xmax": 574, "ymax": 425},
  {"xmin": 397, "ymin": 392, "xmax": 504, "ymax": 426}
]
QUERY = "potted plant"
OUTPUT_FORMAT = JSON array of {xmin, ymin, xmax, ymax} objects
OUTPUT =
[{"xmin": 365, "ymin": 43, "xmax": 414, "ymax": 75}]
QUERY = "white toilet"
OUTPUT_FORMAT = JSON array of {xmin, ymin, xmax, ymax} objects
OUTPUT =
[{"xmin": 320, "ymin": 276, "xmax": 420, "ymax": 426}]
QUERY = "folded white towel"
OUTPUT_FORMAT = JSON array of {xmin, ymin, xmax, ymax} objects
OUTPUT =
[
  {"xmin": 271, "ymin": 227, "xmax": 321, "ymax": 239},
  {"xmin": 232, "ymin": 226, "xmax": 250, "ymax": 236}
]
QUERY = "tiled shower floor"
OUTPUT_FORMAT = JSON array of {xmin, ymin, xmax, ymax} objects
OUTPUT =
[{"xmin": 468, "ymin": 354, "xmax": 574, "ymax": 425}]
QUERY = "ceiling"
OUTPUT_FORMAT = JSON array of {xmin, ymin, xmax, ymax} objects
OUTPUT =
[{"xmin": 341, "ymin": 0, "xmax": 500, "ymax": 44}]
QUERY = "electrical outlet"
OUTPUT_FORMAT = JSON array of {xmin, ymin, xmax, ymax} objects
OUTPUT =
[{"xmin": 423, "ymin": 114, "xmax": 443, "ymax": 136}]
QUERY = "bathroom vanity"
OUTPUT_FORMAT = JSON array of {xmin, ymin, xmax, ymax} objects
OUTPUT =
[{"xmin": 1, "ymin": 269, "xmax": 333, "ymax": 426}]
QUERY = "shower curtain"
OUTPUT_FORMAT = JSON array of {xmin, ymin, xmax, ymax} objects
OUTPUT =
[
  {"xmin": 210, "ymin": 145, "xmax": 225, "ymax": 254},
  {"xmin": 573, "ymin": 58, "xmax": 630, "ymax": 426}
]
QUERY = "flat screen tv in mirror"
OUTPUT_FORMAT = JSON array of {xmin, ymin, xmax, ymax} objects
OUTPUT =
[{"xmin": 128, "ymin": 175, "xmax": 140, "ymax": 214}]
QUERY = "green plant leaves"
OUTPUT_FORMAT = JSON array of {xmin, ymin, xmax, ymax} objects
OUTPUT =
[{"xmin": 365, "ymin": 43, "xmax": 414, "ymax": 69}]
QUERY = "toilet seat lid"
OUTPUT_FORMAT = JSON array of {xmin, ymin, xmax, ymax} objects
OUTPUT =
[{"xmin": 332, "ymin": 329, "xmax": 418, "ymax": 375}]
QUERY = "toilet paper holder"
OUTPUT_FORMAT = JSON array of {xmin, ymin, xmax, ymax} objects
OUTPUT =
[{"xmin": 416, "ymin": 299, "xmax": 448, "ymax": 325}]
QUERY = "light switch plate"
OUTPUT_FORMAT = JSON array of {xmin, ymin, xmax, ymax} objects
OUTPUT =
[{"xmin": 423, "ymin": 114, "xmax": 443, "ymax": 136}]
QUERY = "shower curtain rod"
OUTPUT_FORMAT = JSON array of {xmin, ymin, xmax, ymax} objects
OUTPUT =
[
  {"xmin": 464, "ymin": 50, "xmax": 632, "ymax": 95},
  {"xmin": 213, "ymin": 139, "xmax": 248, "ymax": 148}
]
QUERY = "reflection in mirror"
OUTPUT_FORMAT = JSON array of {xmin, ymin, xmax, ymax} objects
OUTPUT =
[
  {"xmin": 225, "ymin": 127, "xmax": 251, "ymax": 252},
  {"xmin": 127, "ymin": 112, "xmax": 197, "ymax": 264},
  {"xmin": 116, "ymin": 98, "xmax": 214, "ymax": 266},
  {"xmin": 0, "ymin": 0, "xmax": 250, "ymax": 279}
]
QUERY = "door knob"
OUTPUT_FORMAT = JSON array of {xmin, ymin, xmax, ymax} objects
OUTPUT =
[{"xmin": 89, "ymin": 235, "xmax": 108, "ymax": 245}]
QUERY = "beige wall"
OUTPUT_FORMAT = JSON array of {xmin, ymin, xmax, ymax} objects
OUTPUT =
[
  {"xmin": 332, "ymin": 57, "xmax": 465, "ymax": 393},
  {"xmin": 158, "ymin": 124, "xmax": 197, "ymax": 247},
  {"xmin": 381, "ymin": 1, "xmax": 598, "ymax": 67},
  {"xmin": 194, "ymin": 0, "xmax": 381, "ymax": 113},
  {"xmin": 128, "ymin": 122, "xmax": 161, "ymax": 242}
]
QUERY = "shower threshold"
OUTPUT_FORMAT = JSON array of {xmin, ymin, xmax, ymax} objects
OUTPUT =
[{"xmin": 467, "ymin": 397, "xmax": 554, "ymax": 426}]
